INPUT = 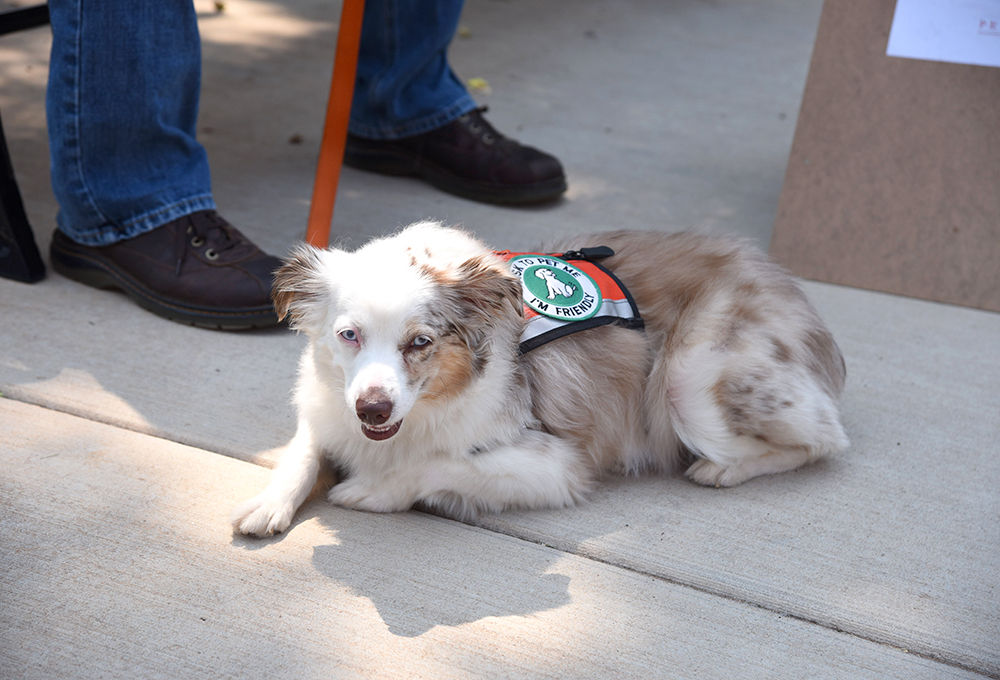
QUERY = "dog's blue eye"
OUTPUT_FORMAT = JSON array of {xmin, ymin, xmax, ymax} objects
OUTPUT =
[
  {"xmin": 339, "ymin": 329, "xmax": 359, "ymax": 344},
  {"xmin": 411, "ymin": 335, "xmax": 432, "ymax": 348}
]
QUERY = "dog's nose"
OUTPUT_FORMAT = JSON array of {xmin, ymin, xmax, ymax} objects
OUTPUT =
[{"xmin": 356, "ymin": 396, "xmax": 393, "ymax": 426}]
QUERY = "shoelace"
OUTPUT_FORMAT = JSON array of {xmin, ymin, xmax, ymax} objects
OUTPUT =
[
  {"xmin": 456, "ymin": 107, "xmax": 508, "ymax": 147},
  {"xmin": 174, "ymin": 211, "xmax": 243, "ymax": 275}
]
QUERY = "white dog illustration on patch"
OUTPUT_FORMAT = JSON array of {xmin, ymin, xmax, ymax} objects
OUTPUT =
[{"xmin": 535, "ymin": 267, "xmax": 574, "ymax": 300}]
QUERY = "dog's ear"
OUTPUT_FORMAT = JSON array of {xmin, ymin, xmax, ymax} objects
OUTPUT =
[
  {"xmin": 430, "ymin": 254, "xmax": 523, "ymax": 363},
  {"xmin": 272, "ymin": 244, "xmax": 331, "ymax": 331},
  {"xmin": 442, "ymin": 254, "xmax": 523, "ymax": 324}
]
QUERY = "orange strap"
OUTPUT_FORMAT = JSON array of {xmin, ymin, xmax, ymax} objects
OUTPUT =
[{"xmin": 305, "ymin": 0, "xmax": 366, "ymax": 248}]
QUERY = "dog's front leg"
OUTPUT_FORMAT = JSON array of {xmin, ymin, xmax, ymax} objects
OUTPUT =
[
  {"xmin": 231, "ymin": 425, "xmax": 322, "ymax": 537},
  {"xmin": 421, "ymin": 430, "xmax": 592, "ymax": 517},
  {"xmin": 327, "ymin": 473, "xmax": 418, "ymax": 514}
]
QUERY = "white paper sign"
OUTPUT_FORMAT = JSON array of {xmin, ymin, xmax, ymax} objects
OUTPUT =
[{"xmin": 887, "ymin": 0, "xmax": 1000, "ymax": 68}]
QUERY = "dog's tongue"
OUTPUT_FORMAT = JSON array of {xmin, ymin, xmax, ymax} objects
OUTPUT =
[{"xmin": 362, "ymin": 421, "xmax": 401, "ymax": 441}]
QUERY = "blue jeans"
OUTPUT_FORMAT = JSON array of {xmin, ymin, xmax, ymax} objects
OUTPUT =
[
  {"xmin": 349, "ymin": 0, "xmax": 475, "ymax": 139},
  {"xmin": 47, "ymin": 0, "xmax": 474, "ymax": 246}
]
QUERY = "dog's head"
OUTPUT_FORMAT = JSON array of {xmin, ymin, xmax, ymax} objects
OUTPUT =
[{"xmin": 273, "ymin": 221, "xmax": 523, "ymax": 442}]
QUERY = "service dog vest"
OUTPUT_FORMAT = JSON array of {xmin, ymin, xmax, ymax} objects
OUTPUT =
[{"xmin": 495, "ymin": 247, "xmax": 644, "ymax": 353}]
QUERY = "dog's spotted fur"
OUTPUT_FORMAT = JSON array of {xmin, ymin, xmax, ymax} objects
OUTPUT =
[{"xmin": 233, "ymin": 221, "xmax": 848, "ymax": 536}]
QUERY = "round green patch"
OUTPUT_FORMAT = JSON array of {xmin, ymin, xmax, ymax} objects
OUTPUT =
[{"xmin": 508, "ymin": 255, "xmax": 602, "ymax": 321}]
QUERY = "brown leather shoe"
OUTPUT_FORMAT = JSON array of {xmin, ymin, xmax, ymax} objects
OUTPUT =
[
  {"xmin": 344, "ymin": 108, "xmax": 567, "ymax": 205},
  {"xmin": 50, "ymin": 211, "xmax": 281, "ymax": 329}
]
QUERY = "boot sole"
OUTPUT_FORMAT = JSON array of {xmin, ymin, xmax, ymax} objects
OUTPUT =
[
  {"xmin": 50, "ymin": 237, "xmax": 280, "ymax": 331},
  {"xmin": 344, "ymin": 143, "xmax": 567, "ymax": 206}
]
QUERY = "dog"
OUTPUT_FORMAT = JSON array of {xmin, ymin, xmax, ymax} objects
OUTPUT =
[{"xmin": 232, "ymin": 221, "xmax": 848, "ymax": 537}]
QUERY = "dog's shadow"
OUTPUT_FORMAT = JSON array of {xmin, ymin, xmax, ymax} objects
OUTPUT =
[
  {"xmin": 230, "ymin": 463, "xmax": 573, "ymax": 637},
  {"xmin": 232, "ymin": 454, "xmax": 842, "ymax": 639},
  {"xmin": 303, "ymin": 507, "xmax": 572, "ymax": 638}
]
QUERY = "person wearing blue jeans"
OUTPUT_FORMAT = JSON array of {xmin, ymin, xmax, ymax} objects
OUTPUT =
[{"xmin": 47, "ymin": 0, "xmax": 566, "ymax": 330}]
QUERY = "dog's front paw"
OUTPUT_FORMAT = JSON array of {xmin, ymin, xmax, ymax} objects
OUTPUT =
[
  {"xmin": 685, "ymin": 459, "xmax": 749, "ymax": 488},
  {"xmin": 327, "ymin": 479, "xmax": 411, "ymax": 514},
  {"xmin": 231, "ymin": 493, "xmax": 298, "ymax": 537}
]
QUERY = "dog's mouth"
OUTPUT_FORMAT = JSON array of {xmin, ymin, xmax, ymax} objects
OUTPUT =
[{"xmin": 361, "ymin": 420, "xmax": 402, "ymax": 441}]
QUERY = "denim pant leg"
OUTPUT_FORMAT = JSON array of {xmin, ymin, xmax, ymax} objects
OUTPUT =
[
  {"xmin": 47, "ymin": 0, "xmax": 216, "ymax": 246},
  {"xmin": 349, "ymin": 0, "xmax": 476, "ymax": 140}
]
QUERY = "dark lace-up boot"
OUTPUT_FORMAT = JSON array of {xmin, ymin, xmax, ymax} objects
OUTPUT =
[
  {"xmin": 344, "ymin": 107, "xmax": 567, "ymax": 205},
  {"xmin": 50, "ymin": 211, "xmax": 281, "ymax": 329}
]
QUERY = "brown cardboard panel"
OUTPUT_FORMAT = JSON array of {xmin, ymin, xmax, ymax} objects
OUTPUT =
[{"xmin": 771, "ymin": 0, "xmax": 1000, "ymax": 312}]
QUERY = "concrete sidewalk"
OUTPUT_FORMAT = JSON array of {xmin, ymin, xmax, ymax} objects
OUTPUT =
[{"xmin": 2, "ymin": 1, "xmax": 998, "ymax": 678}]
